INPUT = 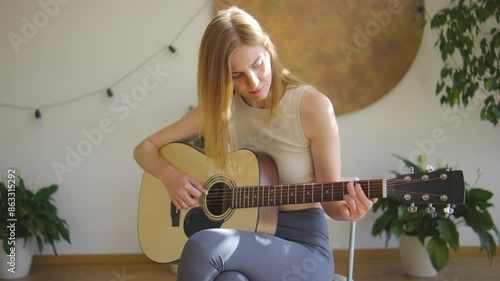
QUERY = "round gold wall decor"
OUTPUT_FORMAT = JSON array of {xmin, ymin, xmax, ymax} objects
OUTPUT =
[{"xmin": 216, "ymin": 0, "xmax": 425, "ymax": 115}]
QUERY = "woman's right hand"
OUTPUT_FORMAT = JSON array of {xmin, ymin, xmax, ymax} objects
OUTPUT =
[{"xmin": 160, "ymin": 166, "xmax": 206, "ymax": 210}]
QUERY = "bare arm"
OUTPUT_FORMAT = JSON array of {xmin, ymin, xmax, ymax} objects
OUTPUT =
[
  {"xmin": 133, "ymin": 107, "xmax": 206, "ymax": 209},
  {"xmin": 300, "ymin": 88, "xmax": 376, "ymax": 221}
]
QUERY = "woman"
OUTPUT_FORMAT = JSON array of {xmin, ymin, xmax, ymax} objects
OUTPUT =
[{"xmin": 134, "ymin": 6, "xmax": 376, "ymax": 281}]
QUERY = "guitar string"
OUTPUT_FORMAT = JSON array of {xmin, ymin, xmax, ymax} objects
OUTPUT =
[
  {"xmin": 198, "ymin": 178, "xmax": 446, "ymax": 202},
  {"xmin": 192, "ymin": 178, "xmax": 453, "ymax": 207}
]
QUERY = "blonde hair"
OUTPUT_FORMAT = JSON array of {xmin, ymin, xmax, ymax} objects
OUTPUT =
[{"xmin": 198, "ymin": 6, "xmax": 303, "ymax": 171}]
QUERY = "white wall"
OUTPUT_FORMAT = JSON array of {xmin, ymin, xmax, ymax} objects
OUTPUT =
[{"xmin": 0, "ymin": 0, "xmax": 498, "ymax": 255}]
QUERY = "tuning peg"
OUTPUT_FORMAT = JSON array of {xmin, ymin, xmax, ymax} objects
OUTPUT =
[
  {"xmin": 446, "ymin": 164, "xmax": 451, "ymax": 171},
  {"xmin": 444, "ymin": 204, "xmax": 454, "ymax": 214},
  {"xmin": 425, "ymin": 203, "xmax": 436, "ymax": 213},
  {"xmin": 410, "ymin": 167, "xmax": 415, "ymax": 174},
  {"xmin": 425, "ymin": 165, "xmax": 435, "ymax": 172},
  {"xmin": 408, "ymin": 203, "xmax": 418, "ymax": 213}
]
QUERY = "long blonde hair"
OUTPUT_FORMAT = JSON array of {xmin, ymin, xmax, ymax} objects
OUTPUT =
[{"xmin": 198, "ymin": 6, "xmax": 303, "ymax": 171}]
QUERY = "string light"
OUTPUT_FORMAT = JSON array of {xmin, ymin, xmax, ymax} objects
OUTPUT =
[{"xmin": 0, "ymin": 0, "xmax": 211, "ymax": 120}]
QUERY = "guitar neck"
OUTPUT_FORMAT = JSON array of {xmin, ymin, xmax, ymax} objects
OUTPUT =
[{"xmin": 230, "ymin": 179, "xmax": 386, "ymax": 208}]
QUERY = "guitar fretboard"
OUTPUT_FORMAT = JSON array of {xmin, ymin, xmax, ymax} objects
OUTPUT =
[{"xmin": 230, "ymin": 180, "xmax": 386, "ymax": 208}]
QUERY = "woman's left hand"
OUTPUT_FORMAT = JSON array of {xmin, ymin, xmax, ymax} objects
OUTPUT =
[{"xmin": 339, "ymin": 181, "xmax": 378, "ymax": 221}]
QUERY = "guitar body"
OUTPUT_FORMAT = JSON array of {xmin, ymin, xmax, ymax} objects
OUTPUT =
[{"xmin": 138, "ymin": 142, "xmax": 279, "ymax": 264}]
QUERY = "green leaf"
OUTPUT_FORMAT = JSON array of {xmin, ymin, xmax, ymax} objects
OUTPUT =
[
  {"xmin": 406, "ymin": 214, "xmax": 425, "ymax": 234},
  {"xmin": 470, "ymin": 188, "xmax": 494, "ymax": 200},
  {"xmin": 436, "ymin": 81, "xmax": 445, "ymax": 94},
  {"xmin": 2, "ymin": 239, "xmax": 9, "ymax": 256},
  {"xmin": 426, "ymin": 237, "xmax": 449, "ymax": 272},
  {"xmin": 391, "ymin": 154, "xmax": 423, "ymax": 173},
  {"xmin": 372, "ymin": 212, "xmax": 396, "ymax": 236},
  {"xmin": 390, "ymin": 219, "xmax": 405, "ymax": 238},
  {"xmin": 437, "ymin": 218, "xmax": 460, "ymax": 251},
  {"xmin": 478, "ymin": 231, "xmax": 496, "ymax": 263},
  {"xmin": 33, "ymin": 185, "xmax": 58, "ymax": 202},
  {"xmin": 430, "ymin": 12, "xmax": 447, "ymax": 28},
  {"xmin": 36, "ymin": 235, "xmax": 44, "ymax": 253},
  {"xmin": 440, "ymin": 67, "xmax": 452, "ymax": 79}
]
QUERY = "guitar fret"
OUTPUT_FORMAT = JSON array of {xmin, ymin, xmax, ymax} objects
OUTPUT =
[
  {"xmin": 248, "ymin": 186, "xmax": 251, "ymax": 207},
  {"xmin": 261, "ymin": 186, "xmax": 265, "ymax": 207},
  {"xmin": 256, "ymin": 186, "xmax": 259, "ymax": 207},
  {"xmin": 302, "ymin": 184, "xmax": 306, "ymax": 203},
  {"xmin": 321, "ymin": 184, "xmax": 324, "ymax": 201},
  {"xmin": 234, "ymin": 187, "xmax": 237, "ymax": 208},
  {"xmin": 368, "ymin": 180, "xmax": 370, "ymax": 198},
  {"xmin": 235, "ymin": 187, "xmax": 239, "ymax": 208},
  {"xmin": 321, "ymin": 183, "xmax": 324, "ymax": 202},
  {"xmin": 311, "ymin": 184, "xmax": 314, "ymax": 203},
  {"xmin": 241, "ymin": 187, "xmax": 244, "ymax": 208},
  {"xmin": 240, "ymin": 187, "xmax": 243, "ymax": 208},
  {"xmin": 279, "ymin": 185, "xmax": 283, "ymax": 205},
  {"xmin": 244, "ymin": 186, "xmax": 247, "ymax": 208},
  {"xmin": 238, "ymin": 187, "xmax": 241, "ymax": 208},
  {"xmin": 267, "ymin": 185, "xmax": 271, "ymax": 206},
  {"xmin": 232, "ymin": 188, "xmax": 235, "ymax": 208},
  {"xmin": 286, "ymin": 185, "xmax": 289, "ymax": 205},
  {"xmin": 252, "ymin": 186, "xmax": 255, "ymax": 207}
]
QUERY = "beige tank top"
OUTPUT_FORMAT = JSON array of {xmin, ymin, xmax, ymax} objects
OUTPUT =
[{"xmin": 232, "ymin": 85, "xmax": 314, "ymax": 185}]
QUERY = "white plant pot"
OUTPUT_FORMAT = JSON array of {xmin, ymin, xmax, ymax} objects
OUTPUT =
[
  {"xmin": 0, "ymin": 237, "xmax": 35, "ymax": 279},
  {"xmin": 399, "ymin": 235, "xmax": 437, "ymax": 278}
]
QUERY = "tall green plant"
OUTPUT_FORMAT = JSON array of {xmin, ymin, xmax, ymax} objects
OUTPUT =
[
  {"xmin": 0, "ymin": 174, "xmax": 71, "ymax": 255},
  {"xmin": 430, "ymin": 0, "xmax": 499, "ymax": 126},
  {"xmin": 371, "ymin": 154, "xmax": 499, "ymax": 271}
]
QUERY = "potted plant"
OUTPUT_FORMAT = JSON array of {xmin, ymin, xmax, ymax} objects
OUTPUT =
[
  {"xmin": 371, "ymin": 154, "xmax": 499, "ymax": 277},
  {"xmin": 0, "ymin": 169, "xmax": 71, "ymax": 279}
]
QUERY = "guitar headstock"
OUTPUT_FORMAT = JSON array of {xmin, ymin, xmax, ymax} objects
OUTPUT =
[{"xmin": 387, "ymin": 169, "xmax": 465, "ymax": 213}]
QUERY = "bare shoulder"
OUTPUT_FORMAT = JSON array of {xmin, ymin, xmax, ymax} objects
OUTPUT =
[
  {"xmin": 300, "ymin": 87, "xmax": 338, "ymax": 140},
  {"xmin": 147, "ymin": 106, "xmax": 201, "ymax": 148},
  {"xmin": 300, "ymin": 86, "xmax": 335, "ymax": 119}
]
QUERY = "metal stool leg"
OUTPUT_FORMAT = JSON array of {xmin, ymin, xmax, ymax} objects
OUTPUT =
[{"xmin": 346, "ymin": 221, "xmax": 356, "ymax": 281}]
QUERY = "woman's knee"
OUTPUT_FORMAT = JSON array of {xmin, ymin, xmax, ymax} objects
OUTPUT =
[
  {"xmin": 215, "ymin": 271, "xmax": 249, "ymax": 281},
  {"xmin": 180, "ymin": 229, "xmax": 240, "ymax": 264}
]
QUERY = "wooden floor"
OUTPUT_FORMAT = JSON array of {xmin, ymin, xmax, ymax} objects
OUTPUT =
[{"xmin": 12, "ymin": 249, "xmax": 500, "ymax": 281}]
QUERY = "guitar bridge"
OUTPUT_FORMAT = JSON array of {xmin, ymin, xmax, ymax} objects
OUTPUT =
[{"xmin": 170, "ymin": 202, "xmax": 180, "ymax": 227}]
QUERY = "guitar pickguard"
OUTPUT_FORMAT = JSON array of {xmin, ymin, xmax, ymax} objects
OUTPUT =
[{"xmin": 183, "ymin": 207, "xmax": 223, "ymax": 238}]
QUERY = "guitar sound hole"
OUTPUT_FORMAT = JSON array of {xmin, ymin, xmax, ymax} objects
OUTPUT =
[{"xmin": 206, "ymin": 182, "xmax": 231, "ymax": 217}]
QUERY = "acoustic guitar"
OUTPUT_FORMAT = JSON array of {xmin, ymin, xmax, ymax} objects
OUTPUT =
[{"xmin": 137, "ymin": 142, "xmax": 465, "ymax": 263}]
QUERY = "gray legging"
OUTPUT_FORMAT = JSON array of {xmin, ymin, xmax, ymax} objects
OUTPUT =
[{"xmin": 176, "ymin": 208, "xmax": 334, "ymax": 281}]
